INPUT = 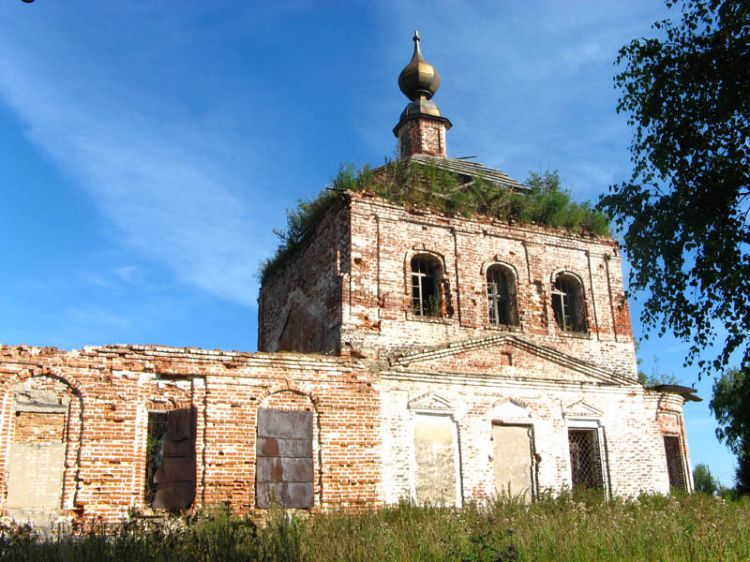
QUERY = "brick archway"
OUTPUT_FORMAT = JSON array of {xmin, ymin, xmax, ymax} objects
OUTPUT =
[{"xmin": 1, "ymin": 373, "xmax": 83, "ymax": 525}]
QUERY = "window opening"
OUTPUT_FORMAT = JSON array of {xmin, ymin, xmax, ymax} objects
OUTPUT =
[
  {"xmin": 664, "ymin": 435, "xmax": 687, "ymax": 491},
  {"xmin": 552, "ymin": 275, "xmax": 587, "ymax": 333},
  {"xmin": 146, "ymin": 408, "xmax": 197, "ymax": 511},
  {"xmin": 411, "ymin": 256, "xmax": 441, "ymax": 317},
  {"xmin": 145, "ymin": 411, "xmax": 168, "ymax": 505},
  {"xmin": 487, "ymin": 266, "xmax": 518, "ymax": 326},
  {"xmin": 256, "ymin": 409, "xmax": 314, "ymax": 508},
  {"xmin": 568, "ymin": 429, "xmax": 604, "ymax": 489}
]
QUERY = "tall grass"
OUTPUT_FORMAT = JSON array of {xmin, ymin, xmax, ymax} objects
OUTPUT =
[{"xmin": 3, "ymin": 493, "xmax": 750, "ymax": 561}]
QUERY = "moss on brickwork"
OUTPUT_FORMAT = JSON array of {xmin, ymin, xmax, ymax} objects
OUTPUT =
[{"xmin": 260, "ymin": 161, "xmax": 610, "ymax": 284}]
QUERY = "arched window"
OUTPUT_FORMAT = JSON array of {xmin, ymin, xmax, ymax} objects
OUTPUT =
[
  {"xmin": 486, "ymin": 265, "xmax": 518, "ymax": 326},
  {"xmin": 411, "ymin": 255, "xmax": 442, "ymax": 317},
  {"xmin": 551, "ymin": 273, "xmax": 587, "ymax": 333}
]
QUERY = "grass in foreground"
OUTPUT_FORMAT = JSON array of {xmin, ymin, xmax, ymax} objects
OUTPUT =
[{"xmin": 2, "ymin": 492, "xmax": 750, "ymax": 562}]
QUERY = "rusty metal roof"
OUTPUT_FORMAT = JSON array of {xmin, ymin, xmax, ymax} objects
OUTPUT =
[
  {"xmin": 409, "ymin": 154, "xmax": 529, "ymax": 192},
  {"xmin": 650, "ymin": 384, "xmax": 703, "ymax": 402}
]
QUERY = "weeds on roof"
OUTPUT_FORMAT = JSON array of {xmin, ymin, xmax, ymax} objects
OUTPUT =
[{"xmin": 260, "ymin": 160, "xmax": 610, "ymax": 284}]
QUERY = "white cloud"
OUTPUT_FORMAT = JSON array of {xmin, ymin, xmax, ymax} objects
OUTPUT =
[{"xmin": 0, "ymin": 12, "xmax": 269, "ymax": 307}]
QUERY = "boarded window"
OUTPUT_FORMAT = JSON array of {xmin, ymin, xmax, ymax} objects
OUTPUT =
[
  {"xmin": 256, "ymin": 409, "xmax": 313, "ymax": 508},
  {"xmin": 493, "ymin": 424, "xmax": 534, "ymax": 500},
  {"xmin": 568, "ymin": 428, "xmax": 604, "ymax": 489},
  {"xmin": 664, "ymin": 435, "xmax": 687, "ymax": 491},
  {"xmin": 413, "ymin": 414, "xmax": 459, "ymax": 505},
  {"xmin": 150, "ymin": 408, "xmax": 197, "ymax": 511}
]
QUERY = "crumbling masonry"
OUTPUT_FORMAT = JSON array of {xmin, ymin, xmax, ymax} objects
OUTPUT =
[{"xmin": 0, "ymin": 33, "xmax": 697, "ymax": 526}]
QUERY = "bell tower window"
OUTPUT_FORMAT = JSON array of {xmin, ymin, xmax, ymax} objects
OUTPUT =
[
  {"xmin": 411, "ymin": 255, "xmax": 442, "ymax": 317},
  {"xmin": 552, "ymin": 273, "xmax": 587, "ymax": 333},
  {"xmin": 487, "ymin": 265, "xmax": 518, "ymax": 326}
]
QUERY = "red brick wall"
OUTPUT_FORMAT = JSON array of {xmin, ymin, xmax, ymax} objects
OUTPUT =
[
  {"xmin": 258, "ymin": 198, "xmax": 349, "ymax": 354},
  {"xmin": 258, "ymin": 193, "xmax": 637, "ymax": 378},
  {"xmin": 13, "ymin": 412, "xmax": 65, "ymax": 443},
  {"xmin": 0, "ymin": 345, "xmax": 380, "ymax": 523},
  {"xmin": 342, "ymin": 194, "xmax": 638, "ymax": 379},
  {"xmin": 397, "ymin": 117, "xmax": 448, "ymax": 158}
]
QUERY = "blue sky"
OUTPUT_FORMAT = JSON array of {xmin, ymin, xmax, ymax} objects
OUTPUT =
[{"xmin": 0, "ymin": 1, "xmax": 736, "ymax": 484}]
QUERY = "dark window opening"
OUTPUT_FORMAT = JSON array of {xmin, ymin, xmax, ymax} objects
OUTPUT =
[
  {"xmin": 411, "ymin": 256, "xmax": 442, "ymax": 318},
  {"xmin": 552, "ymin": 274, "xmax": 587, "ymax": 333},
  {"xmin": 256, "ymin": 409, "xmax": 314, "ymax": 508},
  {"xmin": 568, "ymin": 429, "xmax": 604, "ymax": 489},
  {"xmin": 145, "ymin": 411, "xmax": 168, "ymax": 505},
  {"xmin": 146, "ymin": 408, "xmax": 197, "ymax": 511},
  {"xmin": 487, "ymin": 265, "xmax": 518, "ymax": 326},
  {"xmin": 664, "ymin": 435, "xmax": 687, "ymax": 491}
]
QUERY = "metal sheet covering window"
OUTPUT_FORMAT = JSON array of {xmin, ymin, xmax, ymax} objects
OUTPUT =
[{"xmin": 256, "ymin": 409, "xmax": 314, "ymax": 508}]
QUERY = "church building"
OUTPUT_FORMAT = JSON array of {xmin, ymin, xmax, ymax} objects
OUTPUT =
[{"xmin": 0, "ymin": 34, "xmax": 697, "ymax": 526}]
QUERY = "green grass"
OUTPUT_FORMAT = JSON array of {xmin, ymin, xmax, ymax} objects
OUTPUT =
[
  {"xmin": 3, "ymin": 493, "xmax": 750, "ymax": 561},
  {"xmin": 259, "ymin": 163, "xmax": 610, "ymax": 285}
]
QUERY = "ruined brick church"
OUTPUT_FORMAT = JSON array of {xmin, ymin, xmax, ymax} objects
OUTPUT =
[{"xmin": 0, "ymin": 34, "xmax": 698, "ymax": 526}]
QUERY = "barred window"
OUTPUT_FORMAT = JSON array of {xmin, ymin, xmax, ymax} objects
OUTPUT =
[
  {"xmin": 487, "ymin": 265, "xmax": 518, "ymax": 326},
  {"xmin": 568, "ymin": 428, "xmax": 604, "ymax": 489},
  {"xmin": 552, "ymin": 274, "xmax": 587, "ymax": 333},
  {"xmin": 664, "ymin": 435, "xmax": 687, "ymax": 491},
  {"xmin": 411, "ymin": 255, "xmax": 442, "ymax": 318}
]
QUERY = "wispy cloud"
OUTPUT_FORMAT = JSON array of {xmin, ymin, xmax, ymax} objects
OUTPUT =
[{"xmin": 0, "ymin": 5, "xmax": 278, "ymax": 307}]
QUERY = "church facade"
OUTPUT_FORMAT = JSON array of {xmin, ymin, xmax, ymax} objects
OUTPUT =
[{"xmin": 0, "ymin": 35, "xmax": 696, "ymax": 526}]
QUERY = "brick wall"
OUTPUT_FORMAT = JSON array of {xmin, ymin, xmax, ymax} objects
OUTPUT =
[
  {"xmin": 258, "ymin": 198, "xmax": 349, "ymax": 354},
  {"xmin": 0, "ymin": 345, "xmax": 380, "ymax": 523},
  {"xmin": 342, "ymin": 193, "xmax": 638, "ymax": 379},
  {"xmin": 13, "ymin": 412, "xmax": 65, "ymax": 443},
  {"xmin": 380, "ymin": 371, "xmax": 691, "ymax": 503},
  {"xmin": 259, "ymin": 193, "xmax": 637, "ymax": 380},
  {"xmin": 396, "ymin": 117, "xmax": 449, "ymax": 158},
  {"xmin": 0, "ymin": 183, "xmax": 694, "ymax": 525}
]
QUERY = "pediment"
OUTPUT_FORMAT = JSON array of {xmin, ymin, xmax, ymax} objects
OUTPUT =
[
  {"xmin": 489, "ymin": 400, "xmax": 531, "ymax": 420},
  {"xmin": 387, "ymin": 334, "xmax": 632, "ymax": 386},
  {"xmin": 408, "ymin": 392, "xmax": 453, "ymax": 412},
  {"xmin": 564, "ymin": 399, "xmax": 603, "ymax": 418}
]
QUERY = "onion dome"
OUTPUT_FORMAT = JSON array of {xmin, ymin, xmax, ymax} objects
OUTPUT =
[{"xmin": 398, "ymin": 31, "xmax": 441, "ymax": 101}]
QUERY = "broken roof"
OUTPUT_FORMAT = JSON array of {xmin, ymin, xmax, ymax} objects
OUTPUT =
[
  {"xmin": 408, "ymin": 154, "xmax": 530, "ymax": 192},
  {"xmin": 650, "ymin": 384, "xmax": 703, "ymax": 402}
]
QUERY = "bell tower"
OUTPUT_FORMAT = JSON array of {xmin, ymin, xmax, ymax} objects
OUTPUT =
[{"xmin": 393, "ymin": 31, "xmax": 452, "ymax": 159}]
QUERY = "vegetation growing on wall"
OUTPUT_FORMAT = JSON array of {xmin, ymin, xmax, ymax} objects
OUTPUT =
[{"xmin": 260, "ymin": 162, "xmax": 610, "ymax": 284}]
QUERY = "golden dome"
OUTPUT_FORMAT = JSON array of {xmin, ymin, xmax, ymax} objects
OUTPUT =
[{"xmin": 398, "ymin": 31, "xmax": 441, "ymax": 101}]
